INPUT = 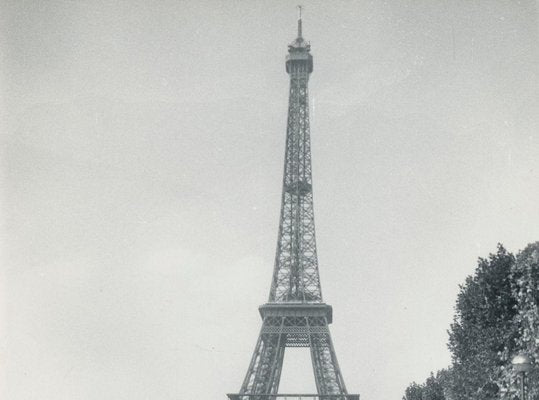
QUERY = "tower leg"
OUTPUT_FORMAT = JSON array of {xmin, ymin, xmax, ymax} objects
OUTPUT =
[
  {"xmin": 240, "ymin": 318, "xmax": 287, "ymax": 397},
  {"xmin": 310, "ymin": 325, "xmax": 348, "ymax": 395}
]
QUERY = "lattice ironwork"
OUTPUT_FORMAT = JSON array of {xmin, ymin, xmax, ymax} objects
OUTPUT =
[
  {"xmin": 269, "ymin": 12, "xmax": 320, "ymax": 304},
  {"xmin": 228, "ymin": 395, "xmax": 359, "ymax": 400},
  {"xmin": 230, "ymin": 11, "xmax": 358, "ymax": 400}
]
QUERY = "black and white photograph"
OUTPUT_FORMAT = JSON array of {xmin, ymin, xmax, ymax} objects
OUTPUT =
[{"xmin": 1, "ymin": 1, "xmax": 538, "ymax": 400}]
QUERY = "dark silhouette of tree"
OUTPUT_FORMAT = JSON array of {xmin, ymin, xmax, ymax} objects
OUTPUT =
[
  {"xmin": 447, "ymin": 244, "xmax": 518, "ymax": 400},
  {"xmin": 499, "ymin": 242, "xmax": 539, "ymax": 399},
  {"xmin": 403, "ymin": 243, "xmax": 539, "ymax": 400},
  {"xmin": 402, "ymin": 244, "xmax": 535, "ymax": 400},
  {"xmin": 403, "ymin": 371, "xmax": 448, "ymax": 400},
  {"xmin": 403, "ymin": 382, "xmax": 424, "ymax": 400}
]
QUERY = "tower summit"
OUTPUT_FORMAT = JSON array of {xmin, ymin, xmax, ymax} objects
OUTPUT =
[
  {"xmin": 286, "ymin": 6, "xmax": 313, "ymax": 75},
  {"xmin": 228, "ymin": 10, "xmax": 359, "ymax": 400}
]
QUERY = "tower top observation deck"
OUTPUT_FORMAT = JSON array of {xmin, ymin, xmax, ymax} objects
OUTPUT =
[{"xmin": 286, "ymin": 6, "xmax": 313, "ymax": 74}]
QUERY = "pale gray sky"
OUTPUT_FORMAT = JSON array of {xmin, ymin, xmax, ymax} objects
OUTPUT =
[{"xmin": 1, "ymin": 1, "xmax": 538, "ymax": 400}]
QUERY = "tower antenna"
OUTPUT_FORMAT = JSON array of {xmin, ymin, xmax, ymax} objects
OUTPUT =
[{"xmin": 297, "ymin": 5, "xmax": 303, "ymax": 38}]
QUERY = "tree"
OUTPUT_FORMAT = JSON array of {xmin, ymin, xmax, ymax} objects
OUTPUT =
[
  {"xmin": 403, "ymin": 371, "xmax": 448, "ymax": 400},
  {"xmin": 511, "ymin": 242, "xmax": 539, "ymax": 399},
  {"xmin": 423, "ymin": 371, "xmax": 447, "ymax": 400},
  {"xmin": 447, "ymin": 245, "xmax": 518, "ymax": 400},
  {"xmin": 403, "ymin": 242, "xmax": 539, "ymax": 400},
  {"xmin": 403, "ymin": 382, "xmax": 424, "ymax": 400}
]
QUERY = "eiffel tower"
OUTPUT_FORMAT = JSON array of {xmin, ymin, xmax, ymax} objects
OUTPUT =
[{"xmin": 228, "ymin": 9, "xmax": 359, "ymax": 400}]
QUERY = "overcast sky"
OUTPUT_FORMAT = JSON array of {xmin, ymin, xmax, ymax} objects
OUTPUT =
[{"xmin": 1, "ymin": 1, "xmax": 539, "ymax": 400}]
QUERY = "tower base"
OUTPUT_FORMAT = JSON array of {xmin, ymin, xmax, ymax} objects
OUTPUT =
[{"xmin": 228, "ymin": 394, "xmax": 360, "ymax": 400}]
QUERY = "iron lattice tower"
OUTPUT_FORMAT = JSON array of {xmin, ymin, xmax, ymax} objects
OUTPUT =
[{"xmin": 229, "ymin": 10, "xmax": 358, "ymax": 400}]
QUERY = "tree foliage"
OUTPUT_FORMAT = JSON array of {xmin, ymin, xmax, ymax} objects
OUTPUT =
[
  {"xmin": 403, "ymin": 242, "xmax": 539, "ymax": 400},
  {"xmin": 403, "ymin": 371, "xmax": 448, "ymax": 400},
  {"xmin": 403, "ymin": 382, "xmax": 425, "ymax": 400},
  {"xmin": 447, "ymin": 245, "xmax": 518, "ymax": 400},
  {"xmin": 509, "ymin": 242, "xmax": 539, "ymax": 399}
]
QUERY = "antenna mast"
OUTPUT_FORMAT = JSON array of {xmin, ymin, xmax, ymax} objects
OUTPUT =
[{"xmin": 297, "ymin": 5, "xmax": 303, "ymax": 38}]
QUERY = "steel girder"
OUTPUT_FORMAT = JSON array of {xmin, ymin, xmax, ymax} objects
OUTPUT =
[
  {"xmin": 269, "ymin": 60, "xmax": 322, "ymax": 303},
  {"xmin": 239, "ymin": 315, "xmax": 347, "ymax": 396},
  {"xmin": 235, "ymin": 23, "xmax": 351, "ymax": 400}
]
